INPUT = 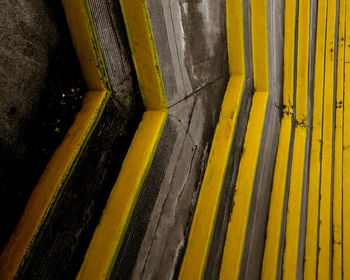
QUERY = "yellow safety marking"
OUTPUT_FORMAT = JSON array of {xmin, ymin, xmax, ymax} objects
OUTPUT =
[
  {"xmin": 250, "ymin": 0, "xmax": 268, "ymax": 91},
  {"xmin": 333, "ymin": 0, "xmax": 345, "ymax": 277},
  {"xmin": 62, "ymin": 0, "xmax": 106, "ymax": 90},
  {"xmin": 282, "ymin": 0, "xmax": 310, "ymax": 278},
  {"xmin": 77, "ymin": 111, "xmax": 166, "ymax": 280},
  {"xmin": 219, "ymin": 0, "xmax": 269, "ymax": 278},
  {"xmin": 261, "ymin": 1, "xmax": 297, "ymax": 277},
  {"xmin": 0, "ymin": 0, "xmax": 109, "ymax": 278},
  {"xmin": 304, "ymin": 0, "xmax": 327, "ymax": 277},
  {"xmin": 119, "ymin": 0, "xmax": 166, "ymax": 111},
  {"xmin": 318, "ymin": 0, "xmax": 337, "ymax": 277},
  {"xmin": 77, "ymin": 0, "xmax": 169, "ymax": 279},
  {"xmin": 178, "ymin": 0, "xmax": 245, "ymax": 277},
  {"xmin": 343, "ymin": 0, "xmax": 350, "ymax": 277},
  {"xmin": 282, "ymin": 127, "xmax": 307, "ymax": 279},
  {"xmin": 0, "ymin": 91, "xmax": 107, "ymax": 280},
  {"xmin": 227, "ymin": 0, "xmax": 245, "ymax": 76},
  {"xmin": 282, "ymin": 0, "xmax": 297, "ymax": 109},
  {"xmin": 219, "ymin": 91, "xmax": 268, "ymax": 280},
  {"xmin": 261, "ymin": 117, "xmax": 292, "ymax": 280}
]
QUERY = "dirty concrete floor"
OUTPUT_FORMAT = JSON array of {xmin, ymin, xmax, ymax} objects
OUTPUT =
[{"xmin": 0, "ymin": 0, "xmax": 85, "ymax": 250}]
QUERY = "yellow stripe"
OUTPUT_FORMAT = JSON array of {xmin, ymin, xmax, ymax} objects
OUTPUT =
[
  {"xmin": 219, "ymin": 1, "xmax": 269, "ymax": 278},
  {"xmin": 119, "ymin": 0, "xmax": 166, "ymax": 111},
  {"xmin": 282, "ymin": 0, "xmax": 310, "ymax": 278},
  {"xmin": 282, "ymin": 0, "xmax": 297, "ymax": 109},
  {"xmin": 251, "ymin": 0, "xmax": 268, "ymax": 91},
  {"xmin": 77, "ymin": 0, "xmax": 169, "ymax": 278},
  {"xmin": 261, "ymin": 117, "xmax": 292, "ymax": 280},
  {"xmin": 318, "ymin": 0, "xmax": 337, "ymax": 277},
  {"xmin": 227, "ymin": 0, "xmax": 245, "ymax": 76},
  {"xmin": 219, "ymin": 91, "xmax": 268, "ymax": 280},
  {"xmin": 0, "ymin": 1, "xmax": 108, "ymax": 278},
  {"xmin": 282, "ymin": 127, "xmax": 307, "ymax": 279},
  {"xmin": 77, "ymin": 111, "xmax": 166, "ymax": 280},
  {"xmin": 261, "ymin": 1, "xmax": 297, "ymax": 277},
  {"xmin": 295, "ymin": 0, "xmax": 310, "ymax": 122},
  {"xmin": 343, "ymin": 0, "xmax": 350, "ymax": 278},
  {"xmin": 63, "ymin": 0, "xmax": 105, "ymax": 90},
  {"xmin": 333, "ymin": 0, "xmax": 345, "ymax": 277},
  {"xmin": 304, "ymin": 0, "xmax": 327, "ymax": 277}
]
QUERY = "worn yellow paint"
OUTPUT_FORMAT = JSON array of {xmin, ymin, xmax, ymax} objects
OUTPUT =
[
  {"xmin": 219, "ymin": 91, "xmax": 268, "ymax": 280},
  {"xmin": 77, "ymin": 111, "xmax": 166, "ymax": 280},
  {"xmin": 0, "ymin": 91, "xmax": 107, "ymax": 280},
  {"xmin": 282, "ymin": 127, "xmax": 307, "ymax": 279},
  {"xmin": 119, "ymin": 0, "xmax": 166, "ymax": 111},
  {"xmin": 318, "ymin": 0, "xmax": 337, "ymax": 277},
  {"xmin": 62, "ymin": 0, "xmax": 106, "ymax": 90},
  {"xmin": 261, "ymin": 1, "xmax": 296, "ymax": 277},
  {"xmin": 219, "ymin": 1, "xmax": 268, "ymax": 278},
  {"xmin": 282, "ymin": 0, "xmax": 310, "ymax": 278},
  {"xmin": 76, "ymin": 0, "xmax": 169, "ymax": 279},
  {"xmin": 261, "ymin": 117, "xmax": 292, "ymax": 280},
  {"xmin": 178, "ymin": 1, "xmax": 245, "ymax": 278},
  {"xmin": 343, "ymin": 0, "xmax": 350, "ymax": 278},
  {"xmin": 0, "ymin": 1, "xmax": 108, "ymax": 279},
  {"xmin": 333, "ymin": 0, "xmax": 345, "ymax": 277},
  {"xmin": 304, "ymin": 0, "xmax": 327, "ymax": 277},
  {"xmin": 295, "ymin": 0, "xmax": 309, "ymax": 122},
  {"xmin": 282, "ymin": 0, "xmax": 297, "ymax": 109}
]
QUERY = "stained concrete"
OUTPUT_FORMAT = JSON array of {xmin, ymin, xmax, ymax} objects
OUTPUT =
[{"xmin": 0, "ymin": 0, "xmax": 84, "ymax": 250}]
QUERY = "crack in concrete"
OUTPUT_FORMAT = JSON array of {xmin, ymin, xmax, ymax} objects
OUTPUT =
[
  {"xmin": 168, "ymin": 74, "xmax": 227, "ymax": 109},
  {"xmin": 168, "ymin": 114, "xmax": 198, "ymax": 151}
]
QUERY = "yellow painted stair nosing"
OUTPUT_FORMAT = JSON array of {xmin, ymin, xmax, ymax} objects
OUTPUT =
[
  {"xmin": 76, "ymin": 0, "xmax": 169, "ymax": 278},
  {"xmin": 342, "ymin": 0, "xmax": 350, "ymax": 277},
  {"xmin": 318, "ymin": 0, "xmax": 338, "ymax": 277},
  {"xmin": 261, "ymin": 116, "xmax": 293, "ymax": 280},
  {"xmin": 304, "ymin": 0, "xmax": 328, "ymax": 277},
  {"xmin": 77, "ymin": 111, "xmax": 167, "ymax": 280},
  {"xmin": 343, "ymin": 0, "xmax": 350, "ymax": 279},
  {"xmin": 282, "ymin": 0, "xmax": 311, "ymax": 277},
  {"xmin": 333, "ymin": 0, "xmax": 345, "ymax": 277},
  {"xmin": 219, "ymin": 91, "xmax": 269, "ymax": 280}
]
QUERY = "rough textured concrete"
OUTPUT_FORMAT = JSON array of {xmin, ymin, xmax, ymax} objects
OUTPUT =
[
  {"xmin": 108, "ymin": 1, "xmax": 230, "ymax": 279},
  {"xmin": 0, "ymin": 0, "xmax": 84, "ymax": 250}
]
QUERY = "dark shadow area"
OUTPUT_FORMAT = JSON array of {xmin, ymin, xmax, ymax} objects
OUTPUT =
[{"xmin": 0, "ymin": 0, "xmax": 87, "ymax": 251}]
